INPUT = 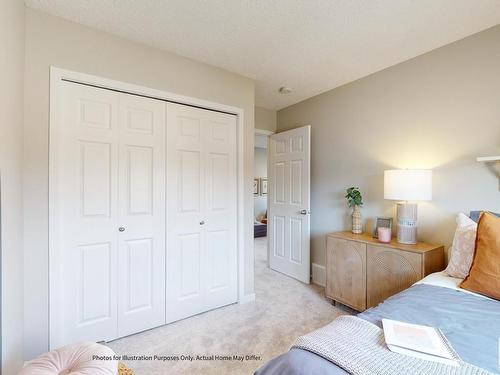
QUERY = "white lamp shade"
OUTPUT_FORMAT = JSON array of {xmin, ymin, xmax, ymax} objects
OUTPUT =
[{"xmin": 384, "ymin": 169, "xmax": 432, "ymax": 201}]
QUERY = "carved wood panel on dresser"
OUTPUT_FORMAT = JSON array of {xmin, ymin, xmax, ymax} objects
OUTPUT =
[
  {"xmin": 366, "ymin": 245, "xmax": 421, "ymax": 308},
  {"xmin": 325, "ymin": 232, "xmax": 444, "ymax": 311},
  {"xmin": 326, "ymin": 237, "xmax": 366, "ymax": 311}
]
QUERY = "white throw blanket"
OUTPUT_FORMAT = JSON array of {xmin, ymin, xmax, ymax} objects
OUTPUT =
[{"xmin": 292, "ymin": 316, "xmax": 494, "ymax": 375}]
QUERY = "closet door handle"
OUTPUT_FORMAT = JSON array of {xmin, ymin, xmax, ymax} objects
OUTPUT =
[
  {"xmin": 199, "ymin": 221, "xmax": 205, "ymax": 225},
  {"xmin": 119, "ymin": 227, "xmax": 125, "ymax": 232}
]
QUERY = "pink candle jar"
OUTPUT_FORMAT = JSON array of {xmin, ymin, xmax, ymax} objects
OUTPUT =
[{"xmin": 377, "ymin": 227, "xmax": 392, "ymax": 243}]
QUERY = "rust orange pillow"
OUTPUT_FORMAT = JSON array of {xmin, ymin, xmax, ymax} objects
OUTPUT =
[{"xmin": 460, "ymin": 212, "xmax": 500, "ymax": 300}]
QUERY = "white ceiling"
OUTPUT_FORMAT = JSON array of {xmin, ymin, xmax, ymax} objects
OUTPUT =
[{"xmin": 25, "ymin": 0, "xmax": 500, "ymax": 110}]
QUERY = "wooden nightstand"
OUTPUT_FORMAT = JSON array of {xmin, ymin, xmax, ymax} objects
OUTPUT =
[{"xmin": 325, "ymin": 231, "xmax": 444, "ymax": 311}]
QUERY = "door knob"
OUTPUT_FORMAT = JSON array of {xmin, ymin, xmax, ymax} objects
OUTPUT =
[
  {"xmin": 300, "ymin": 210, "xmax": 308, "ymax": 215},
  {"xmin": 199, "ymin": 220, "xmax": 205, "ymax": 225},
  {"xmin": 119, "ymin": 227, "xmax": 125, "ymax": 232}
]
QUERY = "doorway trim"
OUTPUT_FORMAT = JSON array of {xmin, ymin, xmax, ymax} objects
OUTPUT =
[
  {"xmin": 254, "ymin": 128, "xmax": 274, "ymax": 136},
  {"xmin": 49, "ymin": 67, "xmax": 247, "ymax": 347}
]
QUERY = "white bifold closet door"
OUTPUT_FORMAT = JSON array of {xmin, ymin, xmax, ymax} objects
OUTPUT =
[
  {"xmin": 51, "ymin": 80, "xmax": 239, "ymax": 348},
  {"xmin": 165, "ymin": 103, "xmax": 238, "ymax": 323},
  {"xmin": 51, "ymin": 81, "xmax": 166, "ymax": 348}
]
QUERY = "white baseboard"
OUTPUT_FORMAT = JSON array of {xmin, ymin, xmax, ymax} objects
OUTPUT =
[
  {"xmin": 239, "ymin": 293, "xmax": 256, "ymax": 304},
  {"xmin": 311, "ymin": 263, "xmax": 326, "ymax": 287}
]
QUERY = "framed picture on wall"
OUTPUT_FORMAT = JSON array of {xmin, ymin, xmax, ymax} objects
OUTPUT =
[
  {"xmin": 260, "ymin": 178, "xmax": 268, "ymax": 195},
  {"xmin": 254, "ymin": 178, "xmax": 260, "ymax": 195}
]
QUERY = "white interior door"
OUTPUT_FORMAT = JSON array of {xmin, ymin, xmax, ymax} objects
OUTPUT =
[
  {"xmin": 268, "ymin": 126, "xmax": 311, "ymax": 283},
  {"xmin": 50, "ymin": 82, "xmax": 166, "ymax": 348},
  {"xmin": 166, "ymin": 103, "xmax": 237, "ymax": 323}
]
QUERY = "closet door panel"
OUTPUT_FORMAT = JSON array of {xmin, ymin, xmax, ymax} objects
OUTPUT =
[
  {"xmin": 53, "ymin": 82, "xmax": 119, "ymax": 348},
  {"xmin": 166, "ymin": 104, "xmax": 207, "ymax": 322},
  {"xmin": 77, "ymin": 242, "xmax": 113, "ymax": 323},
  {"xmin": 179, "ymin": 233, "xmax": 202, "ymax": 298},
  {"xmin": 126, "ymin": 145, "xmax": 153, "ymax": 215},
  {"xmin": 79, "ymin": 141, "xmax": 112, "ymax": 217},
  {"xmin": 178, "ymin": 150, "xmax": 202, "ymax": 214},
  {"xmin": 117, "ymin": 94, "xmax": 166, "ymax": 337},
  {"xmin": 124, "ymin": 238, "xmax": 153, "ymax": 309},
  {"xmin": 166, "ymin": 104, "xmax": 237, "ymax": 322},
  {"xmin": 204, "ymin": 113, "xmax": 238, "ymax": 310}
]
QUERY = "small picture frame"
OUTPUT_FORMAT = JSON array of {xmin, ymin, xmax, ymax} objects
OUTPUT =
[
  {"xmin": 254, "ymin": 178, "xmax": 260, "ymax": 195},
  {"xmin": 260, "ymin": 178, "xmax": 268, "ymax": 195},
  {"xmin": 373, "ymin": 216, "xmax": 393, "ymax": 238}
]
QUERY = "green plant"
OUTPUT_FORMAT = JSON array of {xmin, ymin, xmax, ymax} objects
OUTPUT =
[{"xmin": 345, "ymin": 187, "xmax": 363, "ymax": 207}]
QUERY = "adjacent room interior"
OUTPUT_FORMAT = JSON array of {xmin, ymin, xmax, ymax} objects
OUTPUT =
[
  {"xmin": 254, "ymin": 131, "xmax": 270, "ymax": 240},
  {"xmin": 1, "ymin": 1, "xmax": 500, "ymax": 375}
]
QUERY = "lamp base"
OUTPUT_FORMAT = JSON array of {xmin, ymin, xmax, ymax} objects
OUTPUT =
[{"xmin": 396, "ymin": 202, "xmax": 417, "ymax": 244}]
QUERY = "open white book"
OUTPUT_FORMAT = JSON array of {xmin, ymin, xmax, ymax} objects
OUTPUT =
[{"xmin": 382, "ymin": 319, "xmax": 461, "ymax": 367}]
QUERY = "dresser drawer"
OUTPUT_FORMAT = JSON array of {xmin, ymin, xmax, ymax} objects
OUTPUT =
[
  {"xmin": 326, "ymin": 236, "xmax": 366, "ymax": 311},
  {"xmin": 366, "ymin": 244, "xmax": 422, "ymax": 308}
]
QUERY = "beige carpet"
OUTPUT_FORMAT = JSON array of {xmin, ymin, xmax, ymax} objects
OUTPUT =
[{"xmin": 108, "ymin": 237, "xmax": 348, "ymax": 375}]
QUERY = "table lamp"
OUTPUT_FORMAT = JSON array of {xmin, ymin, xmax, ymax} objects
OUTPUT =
[{"xmin": 384, "ymin": 169, "xmax": 432, "ymax": 244}]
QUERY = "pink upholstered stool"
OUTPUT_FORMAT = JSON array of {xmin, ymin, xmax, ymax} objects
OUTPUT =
[{"xmin": 19, "ymin": 342, "xmax": 118, "ymax": 375}]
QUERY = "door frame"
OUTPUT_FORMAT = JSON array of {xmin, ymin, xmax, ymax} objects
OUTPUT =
[{"xmin": 49, "ymin": 67, "xmax": 247, "ymax": 347}]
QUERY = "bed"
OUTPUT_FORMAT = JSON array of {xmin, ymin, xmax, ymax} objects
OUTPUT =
[
  {"xmin": 255, "ymin": 271, "xmax": 500, "ymax": 374},
  {"xmin": 254, "ymin": 222, "xmax": 267, "ymax": 238}
]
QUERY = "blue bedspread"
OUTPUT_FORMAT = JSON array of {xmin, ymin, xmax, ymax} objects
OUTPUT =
[{"xmin": 255, "ymin": 284, "xmax": 500, "ymax": 374}]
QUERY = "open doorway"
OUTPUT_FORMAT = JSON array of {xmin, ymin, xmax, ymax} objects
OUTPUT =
[
  {"xmin": 253, "ymin": 125, "xmax": 312, "ymax": 284},
  {"xmin": 254, "ymin": 130, "xmax": 272, "ymax": 242}
]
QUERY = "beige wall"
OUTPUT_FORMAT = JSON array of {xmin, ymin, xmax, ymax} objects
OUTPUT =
[
  {"xmin": 0, "ymin": 1, "xmax": 25, "ymax": 374},
  {"xmin": 24, "ymin": 9, "xmax": 255, "ymax": 359},
  {"xmin": 255, "ymin": 106, "xmax": 277, "ymax": 132},
  {"xmin": 278, "ymin": 25, "xmax": 500, "ymax": 270}
]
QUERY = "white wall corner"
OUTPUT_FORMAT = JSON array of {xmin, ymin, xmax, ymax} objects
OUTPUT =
[
  {"xmin": 239, "ymin": 293, "xmax": 256, "ymax": 304},
  {"xmin": 311, "ymin": 263, "xmax": 326, "ymax": 287}
]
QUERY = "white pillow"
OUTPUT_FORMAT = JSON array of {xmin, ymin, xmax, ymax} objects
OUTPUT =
[{"xmin": 444, "ymin": 213, "xmax": 477, "ymax": 279}]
